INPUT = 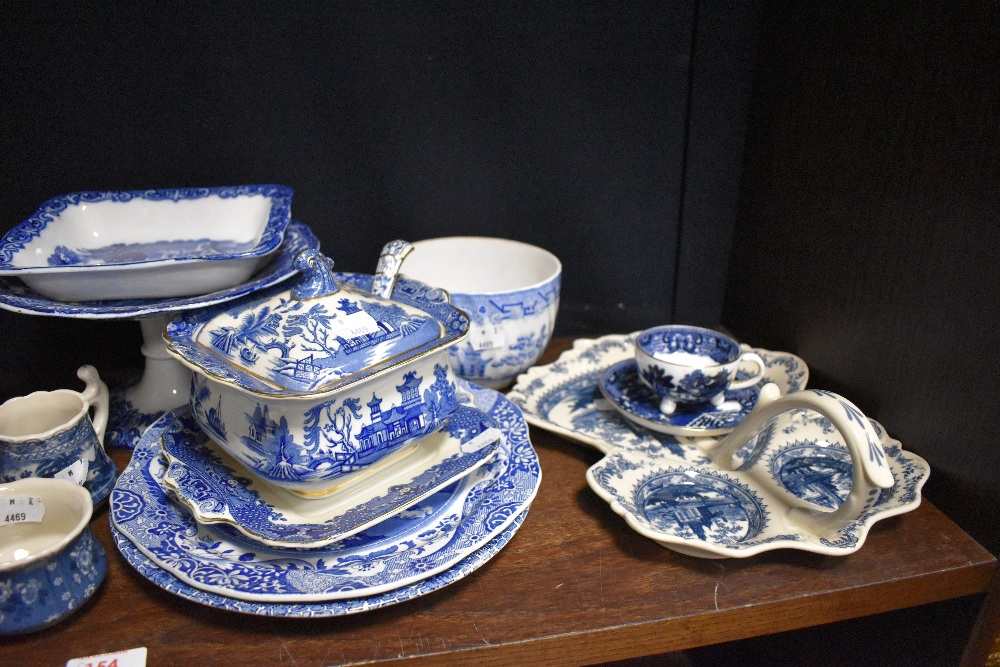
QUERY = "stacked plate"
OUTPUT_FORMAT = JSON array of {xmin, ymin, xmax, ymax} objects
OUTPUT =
[
  {"xmin": 108, "ymin": 247, "xmax": 541, "ymax": 616},
  {"xmin": 111, "ymin": 381, "xmax": 539, "ymax": 616}
]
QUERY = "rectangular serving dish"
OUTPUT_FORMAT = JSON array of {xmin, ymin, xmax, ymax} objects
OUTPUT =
[{"xmin": 0, "ymin": 184, "xmax": 292, "ymax": 301}]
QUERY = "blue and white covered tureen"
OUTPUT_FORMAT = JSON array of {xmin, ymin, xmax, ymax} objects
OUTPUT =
[{"xmin": 163, "ymin": 245, "xmax": 472, "ymax": 497}]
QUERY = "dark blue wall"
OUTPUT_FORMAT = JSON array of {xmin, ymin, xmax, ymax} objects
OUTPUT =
[{"xmin": 0, "ymin": 1, "xmax": 759, "ymax": 395}]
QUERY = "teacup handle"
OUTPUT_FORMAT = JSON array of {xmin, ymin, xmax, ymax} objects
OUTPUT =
[
  {"xmin": 727, "ymin": 351, "xmax": 766, "ymax": 391},
  {"xmin": 711, "ymin": 384, "xmax": 894, "ymax": 536},
  {"xmin": 77, "ymin": 365, "xmax": 109, "ymax": 445}
]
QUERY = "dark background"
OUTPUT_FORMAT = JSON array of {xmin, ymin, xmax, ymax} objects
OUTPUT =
[{"xmin": 2, "ymin": 1, "xmax": 998, "ymax": 664}]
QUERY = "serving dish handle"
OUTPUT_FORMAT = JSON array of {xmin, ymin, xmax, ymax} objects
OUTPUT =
[
  {"xmin": 711, "ymin": 384, "xmax": 894, "ymax": 536},
  {"xmin": 371, "ymin": 240, "xmax": 413, "ymax": 299}
]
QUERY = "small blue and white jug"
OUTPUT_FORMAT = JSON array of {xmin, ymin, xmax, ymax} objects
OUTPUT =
[{"xmin": 0, "ymin": 366, "xmax": 116, "ymax": 506}]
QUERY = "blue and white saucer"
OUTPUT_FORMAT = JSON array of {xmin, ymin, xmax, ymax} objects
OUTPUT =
[
  {"xmin": 111, "ymin": 380, "xmax": 540, "ymax": 605},
  {"xmin": 508, "ymin": 332, "xmax": 808, "ymax": 456},
  {"xmin": 599, "ymin": 359, "xmax": 760, "ymax": 437},
  {"xmin": 160, "ymin": 406, "xmax": 503, "ymax": 548}
]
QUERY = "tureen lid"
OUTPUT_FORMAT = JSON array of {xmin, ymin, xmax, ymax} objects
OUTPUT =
[{"xmin": 164, "ymin": 246, "xmax": 469, "ymax": 397}]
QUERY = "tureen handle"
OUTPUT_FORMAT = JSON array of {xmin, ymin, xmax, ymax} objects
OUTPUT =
[
  {"xmin": 711, "ymin": 384, "xmax": 895, "ymax": 537},
  {"xmin": 291, "ymin": 250, "xmax": 340, "ymax": 300},
  {"xmin": 371, "ymin": 240, "xmax": 414, "ymax": 299}
]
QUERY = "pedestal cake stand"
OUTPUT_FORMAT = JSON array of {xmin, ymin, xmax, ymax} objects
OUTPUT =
[{"xmin": 0, "ymin": 221, "xmax": 318, "ymax": 449}]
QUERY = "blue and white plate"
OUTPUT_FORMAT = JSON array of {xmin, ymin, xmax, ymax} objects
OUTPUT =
[
  {"xmin": 111, "ymin": 380, "xmax": 540, "ymax": 603},
  {"xmin": 508, "ymin": 332, "xmax": 808, "ymax": 456},
  {"xmin": 160, "ymin": 405, "xmax": 503, "ymax": 548},
  {"xmin": 0, "ymin": 220, "xmax": 318, "ymax": 320},
  {"xmin": 586, "ymin": 415, "xmax": 928, "ymax": 558},
  {"xmin": 600, "ymin": 359, "xmax": 760, "ymax": 437},
  {"xmin": 111, "ymin": 508, "xmax": 527, "ymax": 617}
]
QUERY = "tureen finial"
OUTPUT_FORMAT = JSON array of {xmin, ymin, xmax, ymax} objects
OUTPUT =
[{"xmin": 291, "ymin": 250, "xmax": 339, "ymax": 300}]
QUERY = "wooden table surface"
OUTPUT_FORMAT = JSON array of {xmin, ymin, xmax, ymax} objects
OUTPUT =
[{"xmin": 2, "ymin": 338, "xmax": 995, "ymax": 666}]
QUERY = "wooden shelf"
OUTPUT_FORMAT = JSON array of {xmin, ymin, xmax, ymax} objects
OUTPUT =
[{"xmin": 3, "ymin": 339, "xmax": 994, "ymax": 666}]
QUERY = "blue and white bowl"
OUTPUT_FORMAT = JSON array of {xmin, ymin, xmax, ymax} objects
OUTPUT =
[
  {"xmin": 402, "ymin": 237, "xmax": 561, "ymax": 390},
  {"xmin": 0, "ymin": 185, "xmax": 292, "ymax": 301},
  {"xmin": 164, "ymin": 247, "xmax": 472, "ymax": 498},
  {"xmin": 0, "ymin": 477, "xmax": 107, "ymax": 634}
]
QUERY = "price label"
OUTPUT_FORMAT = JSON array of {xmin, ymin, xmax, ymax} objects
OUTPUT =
[
  {"xmin": 3, "ymin": 496, "xmax": 45, "ymax": 526},
  {"xmin": 66, "ymin": 647, "xmax": 147, "ymax": 667},
  {"xmin": 473, "ymin": 325, "xmax": 505, "ymax": 351},
  {"xmin": 460, "ymin": 427, "xmax": 504, "ymax": 453},
  {"xmin": 55, "ymin": 459, "xmax": 90, "ymax": 486}
]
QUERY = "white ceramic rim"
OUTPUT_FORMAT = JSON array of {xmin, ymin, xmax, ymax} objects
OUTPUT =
[
  {"xmin": 405, "ymin": 236, "xmax": 561, "ymax": 296},
  {"xmin": 0, "ymin": 477, "xmax": 92, "ymax": 571},
  {"xmin": 0, "ymin": 389, "xmax": 89, "ymax": 442}
]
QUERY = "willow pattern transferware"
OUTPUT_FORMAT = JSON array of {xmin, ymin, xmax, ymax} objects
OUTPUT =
[
  {"xmin": 0, "ymin": 478, "xmax": 107, "ymax": 634},
  {"xmin": 0, "ymin": 366, "xmax": 117, "ymax": 506},
  {"xmin": 160, "ymin": 405, "xmax": 503, "ymax": 548},
  {"xmin": 165, "ymin": 244, "xmax": 473, "ymax": 496},
  {"xmin": 601, "ymin": 359, "xmax": 761, "ymax": 437},
  {"xmin": 111, "ymin": 380, "xmax": 540, "ymax": 603},
  {"xmin": 402, "ymin": 237, "xmax": 561, "ymax": 390},
  {"xmin": 0, "ymin": 185, "xmax": 292, "ymax": 301},
  {"xmin": 587, "ymin": 385, "xmax": 925, "ymax": 558},
  {"xmin": 0, "ymin": 221, "xmax": 320, "ymax": 452},
  {"xmin": 111, "ymin": 509, "xmax": 526, "ymax": 617},
  {"xmin": 507, "ymin": 332, "xmax": 809, "ymax": 455}
]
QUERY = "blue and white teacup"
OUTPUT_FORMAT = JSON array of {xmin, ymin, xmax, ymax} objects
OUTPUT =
[
  {"xmin": 0, "ymin": 366, "xmax": 115, "ymax": 505},
  {"xmin": 402, "ymin": 236, "xmax": 561, "ymax": 390},
  {"xmin": 0, "ymin": 477, "xmax": 107, "ymax": 634},
  {"xmin": 635, "ymin": 325, "xmax": 766, "ymax": 415}
]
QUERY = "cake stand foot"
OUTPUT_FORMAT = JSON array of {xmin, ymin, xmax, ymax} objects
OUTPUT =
[{"xmin": 106, "ymin": 314, "xmax": 191, "ymax": 449}]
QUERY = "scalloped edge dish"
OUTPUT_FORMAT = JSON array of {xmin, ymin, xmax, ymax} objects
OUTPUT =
[
  {"xmin": 586, "ymin": 417, "xmax": 927, "ymax": 558},
  {"xmin": 507, "ymin": 332, "xmax": 809, "ymax": 455}
]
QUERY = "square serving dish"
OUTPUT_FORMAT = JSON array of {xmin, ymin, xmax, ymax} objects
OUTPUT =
[{"xmin": 0, "ymin": 184, "xmax": 292, "ymax": 301}]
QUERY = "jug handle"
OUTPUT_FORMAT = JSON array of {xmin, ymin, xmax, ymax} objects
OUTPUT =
[
  {"xmin": 77, "ymin": 365, "xmax": 109, "ymax": 445},
  {"xmin": 712, "ymin": 384, "xmax": 894, "ymax": 536}
]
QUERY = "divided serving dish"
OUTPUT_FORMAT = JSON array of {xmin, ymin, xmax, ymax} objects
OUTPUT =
[{"xmin": 509, "ymin": 332, "xmax": 928, "ymax": 558}]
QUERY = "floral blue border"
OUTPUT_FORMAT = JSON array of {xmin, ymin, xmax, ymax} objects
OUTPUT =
[
  {"xmin": 0, "ymin": 221, "xmax": 318, "ymax": 320},
  {"xmin": 111, "ymin": 379, "xmax": 540, "ymax": 603},
  {"xmin": 111, "ymin": 509, "xmax": 526, "ymax": 617},
  {"xmin": 0, "ymin": 185, "xmax": 292, "ymax": 270}
]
